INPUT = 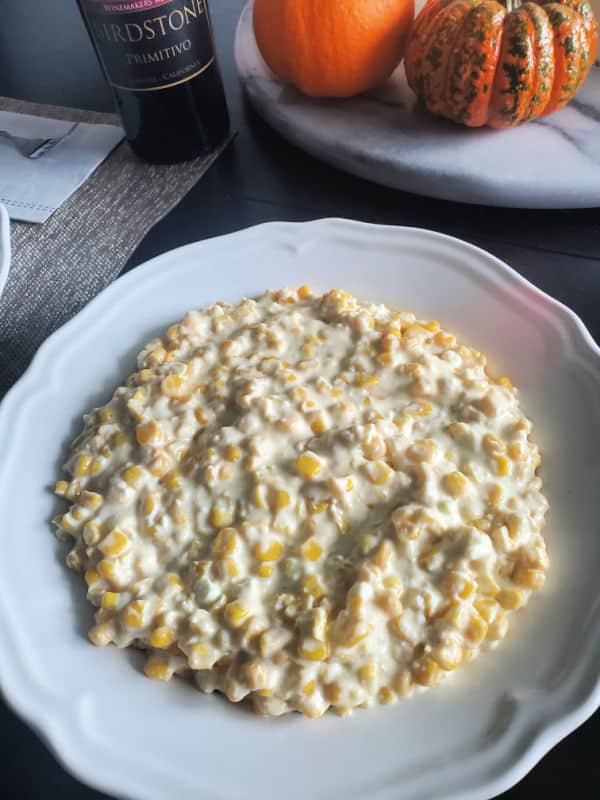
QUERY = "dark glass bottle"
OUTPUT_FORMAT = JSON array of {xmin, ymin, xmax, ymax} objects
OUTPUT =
[{"xmin": 76, "ymin": 0, "xmax": 230, "ymax": 164}]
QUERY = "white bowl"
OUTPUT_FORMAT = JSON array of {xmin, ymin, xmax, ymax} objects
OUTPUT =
[
  {"xmin": 0, "ymin": 220, "xmax": 598, "ymax": 800},
  {"xmin": 0, "ymin": 204, "xmax": 11, "ymax": 299}
]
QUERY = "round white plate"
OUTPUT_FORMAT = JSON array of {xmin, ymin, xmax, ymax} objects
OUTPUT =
[
  {"xmin": 0, "ymin": 204, "xmax": 11, "ymax": 300},
  {"xmin": 235, "ymin": 1, "xmax": 600, "ymax": 209},
  {"xmin": 0, "ymin": 220, "xmax": 598, "ymax": 800}
]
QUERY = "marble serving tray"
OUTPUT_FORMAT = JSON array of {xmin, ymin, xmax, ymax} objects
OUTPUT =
[{"xmin": 235, "ymin": 1, "xmax": 600, "ymax": 209}]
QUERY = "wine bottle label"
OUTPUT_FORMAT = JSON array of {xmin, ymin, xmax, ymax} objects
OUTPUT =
[{"xmin": 79, "ymin": 0, "xmax": 215, "ymax": 91}]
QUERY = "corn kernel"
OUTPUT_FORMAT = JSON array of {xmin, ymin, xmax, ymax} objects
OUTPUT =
[
  {"xmin": 310, "ymin": 413, "xmax": 328, "ymax": 435},
  {"xmin": 347, "ymin": 593, "xmax": 364, "ymax": 619},
  {"xmin": 359, "ymin": 664, "xmax": 376, "ymax": 683},
  {"xmin": 144, "ymin": 657, "xmax": 171, "ymax": 681},
  {"xmin": 507, "ymin": 443, "xmax": 524, "ymax": 461},
  {"xmin": 151, "ymin": 626, "xmax": 175, "ymax": 649},
  {"xmin": 149, "ymin": 451, "xmax": 171, "ymax": 478},
  {"xmin": 378, "ymin": 686, "xmax": 396, "ymax": 705},
  {"xmin": 302, "ymin": 680, "xmax": 316, "ymax": 695},
  {"xmin": 445, "ymin": 600, "xmax": 469, "ymax": 630},
  {"xmin": 97, "ymin": 559, "xmax": 117, "ymax": 582},
  {"xmin": 497, "ymin": 376, "xmax": 513, "ymax": 390},
  {"xmin": 512, "ymin": 564, "xmax": 546, "ymax": 590},
  {"xmin": 226, "ymin": 558, "xmax": 239, "ymax": 578},
  {"xmin": 219, "ymin": 465, "xmax": 233, "ymax": 481},
  {"xmin": 373, "ymin": 540, "xmax": 394, "ymax": 570},
  {"xmin": 301, "ymin": 575, "xmax": 326, "ymax": 600},
  {"xmin": 224, "ymin": 602, "xmax": 250, "ymax": 628},
  {"xmin": 254, "ymin": 540, "xmax": 283, "ymax": 562},
  {"xmin": 258, "ymin": 565, "xmax": 273, "ymax": 578},
  {"xmin": 297, "ymin": 285, "xmax": 312, "ymax": 299},
  {"xmin": 364, "ymin": 460, "xmax": 394, "ymax": 485},
  {"xmin": 163, "ymin": 470, "xmax": 181, "ymax": 491},
  {"xmin": 407, "ymin": 439, "xmax": 438, "ymax": 462},
  {"xmin": 488, "ymin": 612, "xmax": 509, "ymax": 640},
  {"xmin": 195, "ymin": 408, "xmax": 208, "ymax": 425},
  {"xmin": 422, "ymin": 320, "xmax": 440, "ymax": 333},
  {"xmin": 71, "ymin": 506, "xmax": 85, "ymax": 522},
  {"xmin": 494, "ymin": 456, "xmax": 510, "ymax": 477},
  {"xmin": 392, "ymin": 669, "xmax": 413, "ymax": 696},
  {"xmin": 445, "ymin": 571, "xmax": 476, "ymax": 601},
  {"xmin": 193, "ymin": 560, "xmax": 211, "ymax": 579},
  {"xmin": 89, "ymin": 459, "xmax": 103, "ymax": 475},
  {"xmin": 412, "ymin": 656, "xmax": 441, "ymax": 687},
  {"xmin": 88, "ymin": 623, "xmax": 113, "ymax": 647},
  {"xmin": 478, "ymin": 574, "xmax": 500, "ymax": 597},
  {"xmin": 74, "ymin": 454, "xmax": 92, "ymax": 477},
  {"xmin": 97, "ymin": 407, "xmax": 115, "ymax": 424},
  {"xmin": 269, "ymin": 489, "xmax": 291, "ymax": 513},
  {"xmin": 55, "ymin": 480, "xmax": 69, "ymax": 496},
  {"xmin": 464, "ymin": 611, "xmax": 488, "ymax": 645},
  {"xmin": 295, "ymin": 453, "xmax": 322, "ymax": 479},
  {"xmin": 473, "ymin": 598, "xmax": 499, "ymax": 623},
  {"xmin": 377, "ymin": 589, "xmax": 402, "ymax": 617},
  {"xmin": 136, "ymin": 420, "xmax": 163, "ymax": 446},
  {"xmin": 79, "ymin": 491, "xmax": 102, "ymax": 511},
  {"xmin": 497, "ymin": 587, "xmax": 525, "ymax": 610},
  {"xmin": 444, "ymin": 471, "xmax": 468, "ymax": 497},
  {"xmin": 161, "ymin": 374, "xmax": 187, "ymax": 398},
  {"xmin": 482, "ymin": 434, "xmax": 506, "ymax": 455},
  {"xmin": 431, "ymin": 639, "xmax": 463, "ymax": 671},
  {"xmin": 101, "ymin": 591, "xmax": 120, "ymax": 610},
  {"xmin": 298, "ymin": 640, "xmax": 329, "ymax": 661},
  {"xmin": 85, "ymin": 568, "xmax": 100, "ymax": 585},
  {"xmin": 142, "ymin": 493, "xmax": 156, "ymax": 516},
  {"xmin": 224, "ymin": 444, "xmax": 241, "ymax": 462},
  {"xmin": 487, "ymin": 484, "xmax": 503, "ymax": 506},
  {"xmin": 167, "ymin": 573, "xmax": 182, "ymax": 587},
  {"xmin": 137, "ymin": 368, "xmax": 155, "ymax": 382},
  {"xmin": 124, "ymin": 600, "xmax": 145, "ymax": 628},
  {"xmin": 99, "ymin": 529, "xmax": 129, "ymax": 557},
  {"xmin": 301, "ymin": 538, "xmax": 323, "ymax": 562},
  {"xmin": 434, "ymin": 331, "xmax": 456, "ymax": 347},
  {"xmin": 419, "ymin": 546, "xmax": 444, "ymax": 573},
  {"xmin": 59, "ymin": 514, "xmax": 80, "ymax": 533},
  {"xmin": 123, "ymin": 465, "xmax": 144, "ymax": 487},
  {"xmin": 252, "ymin": 484, "xmax": 266, "ymax": 509},
  {"xmin": 212, "ymin": 528, "xmax": 239, "ymax": 558},
  {"xmin": 355, "ymin": 374, "xmax": 378, "ymax": 389},
  {"xmin": 148, "ymin": 346, "xmax": 167, "ymax": 365},
  {"xmin": 210, "ymin": 505, "xmax": 233, "ymax": 529},
  {"xmin": 325, "ymin": 681, "xmax": 343, "ymax": 704}
]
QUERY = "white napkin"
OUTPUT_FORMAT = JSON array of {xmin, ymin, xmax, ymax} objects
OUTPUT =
[{"xmin": 0, "ymin": 110, "xmax": 124, "ymax": 223}]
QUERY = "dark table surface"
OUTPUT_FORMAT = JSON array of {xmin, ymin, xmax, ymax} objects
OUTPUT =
[{"xmin": 1, "ymin": 1, "xmax": 598, "ymax": 798}]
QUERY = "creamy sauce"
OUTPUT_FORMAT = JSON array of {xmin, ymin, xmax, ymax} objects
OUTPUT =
[{"xmin": 54, "ymin": 287, "xmax": 549, "ymax": 717}]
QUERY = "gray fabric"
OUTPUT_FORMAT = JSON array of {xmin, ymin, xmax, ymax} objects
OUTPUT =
[{"xmin": 0, "ymin": 96, "xmax": 230, "ymax": 396}]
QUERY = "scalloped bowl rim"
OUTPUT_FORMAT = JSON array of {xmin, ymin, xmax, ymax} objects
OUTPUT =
[{"xmin": 0, "ymin": 219, "xmax": 598, "ymax": 800}]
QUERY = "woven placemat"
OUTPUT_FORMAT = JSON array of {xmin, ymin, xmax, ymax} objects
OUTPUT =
[{"xmin": 0, "ymin": 96, "xmax": 231, "ymax": 396}]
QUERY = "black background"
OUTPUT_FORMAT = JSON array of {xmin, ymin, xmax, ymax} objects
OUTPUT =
[{"xmin": 0, "ymin": 1, "xmax": 598, "ymax": 797}]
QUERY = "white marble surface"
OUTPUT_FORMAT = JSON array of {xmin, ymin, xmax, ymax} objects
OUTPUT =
[{"xmin": 235, "ymin": 1, "xmax": 600, "ymax": 209}]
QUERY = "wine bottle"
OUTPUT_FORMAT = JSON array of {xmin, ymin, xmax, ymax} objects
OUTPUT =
[{"xmin": 76, "ymin": 0, "xmax": 230, "ymax": 164}]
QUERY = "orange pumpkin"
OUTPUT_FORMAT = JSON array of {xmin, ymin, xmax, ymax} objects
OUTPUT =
[
  {"xmin": 253, "ymin": 0, "xmax": 415, "ymax": 98},
  {"xmin": 405, "ymin": 0, "xmax": 598, "ymax": 128}
]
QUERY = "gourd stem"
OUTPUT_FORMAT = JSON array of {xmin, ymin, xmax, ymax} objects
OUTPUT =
[{"xmin": 505, "ymin": 0, "xmax": 522, "ymax": 11}]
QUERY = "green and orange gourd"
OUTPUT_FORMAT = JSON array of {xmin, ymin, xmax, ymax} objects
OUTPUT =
[{"xmin": 404, "ymin": 0, "xmax": 598, "ymax": 128}]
